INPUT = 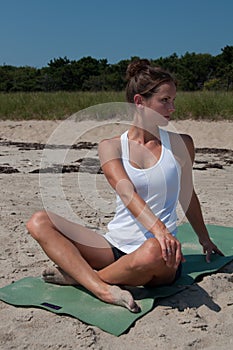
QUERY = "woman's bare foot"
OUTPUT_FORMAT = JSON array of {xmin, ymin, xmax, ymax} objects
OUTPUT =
[
  {"xmin": 42, "ymin": 267, "xmax": 140, "ymax": 313},
  {"xmin": 102, "ymin": 285, "xmax": 140, "ymax": 313},
  {"xmin": 42, "ymin": 266, "xmax": 77, "ymax": 285}
]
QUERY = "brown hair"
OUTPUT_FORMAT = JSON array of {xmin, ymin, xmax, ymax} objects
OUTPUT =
[{"xmin": 125, "ymin": 59, "xmax": 176, "ymax": 103}]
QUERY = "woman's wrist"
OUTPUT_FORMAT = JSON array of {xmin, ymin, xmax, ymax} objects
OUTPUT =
[
  {"xmin": 151, "ymin": 221, "xmax": 169, "ymax": 236},
  {"xmin": 195, "ymin": 227, "xmax": 211, "ymax": 243}
]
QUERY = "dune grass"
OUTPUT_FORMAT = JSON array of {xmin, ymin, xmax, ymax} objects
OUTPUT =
[
  {"xmin": 0, "ymin": 90, "xmax": 232, "ymax": 120},
  {"xmin": 174, "ymin": 91, "xmax": 233, "ymax": 120}
]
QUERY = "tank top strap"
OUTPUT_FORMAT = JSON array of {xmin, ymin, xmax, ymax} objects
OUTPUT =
[
  {"xmin": 159, "ymin": 128, "xmax": 171, "ymax": 150},
  {"xmin": 120, "ymin": 131, "xmax": 129, "ymax": 160}
]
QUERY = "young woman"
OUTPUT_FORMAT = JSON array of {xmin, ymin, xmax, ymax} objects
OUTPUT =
[{"xmin": 26, "ymin": 59, "xmax": 223, "ymax": 313}]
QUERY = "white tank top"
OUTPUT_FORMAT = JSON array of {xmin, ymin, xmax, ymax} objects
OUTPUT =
[{"xmin": 104, "ymin": 128, "xmax": 181, "ymax": 253}]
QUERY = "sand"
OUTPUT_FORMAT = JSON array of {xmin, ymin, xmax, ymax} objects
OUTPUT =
[{"xmin": 0, "ymin": 119, "xmax": 232, "ymax": 349}]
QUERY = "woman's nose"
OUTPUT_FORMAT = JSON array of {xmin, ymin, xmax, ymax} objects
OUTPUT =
[{"xmin": 168, "ymin": 103, "xmax": 175, "ymax": 113}]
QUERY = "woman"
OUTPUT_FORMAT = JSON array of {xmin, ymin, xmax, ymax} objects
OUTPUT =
[{"xmin": 26, "ymin": 59, "xmax": 223, "ymax": 313}]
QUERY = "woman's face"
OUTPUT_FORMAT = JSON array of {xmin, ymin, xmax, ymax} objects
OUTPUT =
[{"xmin": 143, "ymin": 81, "xmax": 176, "ymax": 122}]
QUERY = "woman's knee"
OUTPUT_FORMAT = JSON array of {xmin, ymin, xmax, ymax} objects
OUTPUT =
[
  {"xmin": 132, "ymin": 238, "xmax": 163, "ymax": 270},
  {"xmin": 143, "ymin": 238, "xmax": 163, "ymax": 264},
  {"xmin": 26, "ymin": 210, "xmax": 51, "ymax": 241}
]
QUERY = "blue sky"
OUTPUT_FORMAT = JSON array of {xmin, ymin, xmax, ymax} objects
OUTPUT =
[{"xmin": 0, "ymin": 0, "xmax": 232, "ymax": 67}]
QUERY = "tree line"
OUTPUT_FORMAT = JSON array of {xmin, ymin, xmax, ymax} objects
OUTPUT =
[{"xmin": 0, "ymin": 45, "xmax": 232, "ymax": 92}]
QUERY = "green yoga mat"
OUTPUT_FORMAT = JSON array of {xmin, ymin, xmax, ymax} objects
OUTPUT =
[{"xmin": 0, "ymin": 224, "xmax": 232, "ymax": 336}]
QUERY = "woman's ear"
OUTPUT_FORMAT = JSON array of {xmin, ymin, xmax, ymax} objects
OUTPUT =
[{"xmin": 134, "ymin": 94, "xmax": 144, "ymax": 108}]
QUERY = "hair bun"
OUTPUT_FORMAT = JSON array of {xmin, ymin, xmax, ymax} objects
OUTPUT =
[{"xmin": 126, "ymin": 59, "xmax": 151, "ymax": 80}]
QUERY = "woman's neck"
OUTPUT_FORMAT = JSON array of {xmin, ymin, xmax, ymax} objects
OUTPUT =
[
  {"xmin": 128, "ymin": 125, "xmax": 160, "ymax": 144},
  {"xmin": 129, "ymin": 114, "xmax": 160, "ymax": 144}
]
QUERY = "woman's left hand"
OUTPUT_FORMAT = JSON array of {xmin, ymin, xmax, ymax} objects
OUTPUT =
[
  {"xmin": 199, "ymin": 238, "xmax": 224, "ymax": 263},
  {"xmin": 155, "ymin": 229, "xmax": 185, "ymax": 268}
]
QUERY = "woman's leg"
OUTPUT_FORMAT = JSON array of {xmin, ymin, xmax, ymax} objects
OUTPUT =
[
  {"xmin": 26, "ymin": 210, "xmax": 140, "ymax": 312},
  {"xmin": 97, "ymin": 238, "xmax": 178, "ymax": 287}
]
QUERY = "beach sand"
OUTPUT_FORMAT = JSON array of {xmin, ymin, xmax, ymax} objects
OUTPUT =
[{"xmin": 0, "ymin": 119, "xmax": 232, "ymax": 349}]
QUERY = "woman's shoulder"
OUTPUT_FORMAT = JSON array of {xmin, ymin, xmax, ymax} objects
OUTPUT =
[
  {"xmin": 98, "ymin": 135, "xmax": 122, "ymax": 157},
  {"xmin": 99, "ymin": 135, "xmax": 121, "ymax": 146},
  {"xmin": 168, "ymin": 131, "xmax": 195, "ymax": 164},
  {"xmin": 167, "ymin": 130, "xmax": 194, "ymax": 147}
]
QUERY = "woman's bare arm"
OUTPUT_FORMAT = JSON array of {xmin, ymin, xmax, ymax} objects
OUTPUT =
[{"xmin": 179, "ymin": 134, "xmax": 224, "ymax": 262}]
